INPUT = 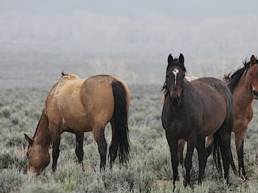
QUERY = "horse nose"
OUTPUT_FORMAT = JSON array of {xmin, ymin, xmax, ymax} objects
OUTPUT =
[
  {"xmin": 170, "ymin": 95, "xmax": 180, "ymax": 105},
  {"xmin": 252, "ymin": 90, "xmax": 258, "ymax": 98}
]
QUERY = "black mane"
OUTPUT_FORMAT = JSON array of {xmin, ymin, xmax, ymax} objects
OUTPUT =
[
  {"xmin": 224, "ymin": 61, "xmax": 250, "ymax": 92},
  {"xmin": 162, "ymin": 82, "xmax": 168, "ymax": 97}
]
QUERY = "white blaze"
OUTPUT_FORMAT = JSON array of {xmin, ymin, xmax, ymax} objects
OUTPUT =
[{"xmin": 172, "ymin": 68, "xmax": 179, "ymax": 86}]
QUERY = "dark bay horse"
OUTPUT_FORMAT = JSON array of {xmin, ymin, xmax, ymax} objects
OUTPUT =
[
  {"xmin": 24, "ymin": 73, "xmax": 131, "ymax": 175},
  {"xmin": 161, "ymin": 53, "xmax": 236, "ymax": 187},
  {"xmin": 183, "ymin": 55, "xmax": 258, "ymax": 180}
]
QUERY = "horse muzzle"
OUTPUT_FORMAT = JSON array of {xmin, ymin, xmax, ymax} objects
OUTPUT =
[
  {"xmin": 252, "ymin": 90, "xmax": 258, "ymax": 99},
  {"xmin": 170, "ymin": 95, "xmax": 181, "ymax": 105}
]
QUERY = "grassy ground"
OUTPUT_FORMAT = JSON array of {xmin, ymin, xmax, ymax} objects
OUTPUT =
[{"xmin": 0, "ymin": 85, "xmax": 258, "ymax": 193}]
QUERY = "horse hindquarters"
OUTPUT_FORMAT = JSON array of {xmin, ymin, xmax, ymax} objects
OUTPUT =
[{"xmin": 109, "ymin": 80, "xmax": 130, "ymax": 167}]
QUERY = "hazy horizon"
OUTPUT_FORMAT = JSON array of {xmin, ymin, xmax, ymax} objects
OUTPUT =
[{"xmin": 1, "ymin": 0, "xmax": 258, "ymax": 87}]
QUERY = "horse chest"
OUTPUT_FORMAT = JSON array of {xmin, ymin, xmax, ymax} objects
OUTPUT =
[
  {"xmin": 163, "ymin": 106, "xmax": 199, "ymax": 134},
  {"xmin": 164, "ymin": 115, "xmax": 196, "ymax": 138}
]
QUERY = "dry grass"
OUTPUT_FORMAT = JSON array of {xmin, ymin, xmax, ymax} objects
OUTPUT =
[{"xmin": 0, "ymin": 85, "xmax": 258, "ymax": 193}]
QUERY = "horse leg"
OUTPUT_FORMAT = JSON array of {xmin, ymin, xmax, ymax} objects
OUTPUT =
[
  {"xmin": 212, "ymin": 133, "xmax": 223, "ymax": 177},
  {"xmin": 109, "ymin": 119, "xmax": 118, "ymax": 169},
  {"xmin": 219, "ymin": 131, "xmax": 231, "ymax": 184},
  {"xmin": 75, "ymin": 133, "xmax": 84, "ymax": 171},
  {"xmin": 93, "ymin": 129, "xmax": 107, "ymax": 170},
  {"xmin": 184, "ymin": 137, "xmax": 195, "ymax": 187},
  {"xmin": 235, "ymin": 129, "xmax": 247, "ymax": 180},
  {"xmin": 52, "ymin": 136, "xmax": 61, "ymax": 172},
  {"xmin": 196, "ymin": 136, "xmax": 207, "ymax": 184},
  {"xmin": 205, "ymin": 135, "xmax": 214, "ymax": 157},
  {"xmin": 166, "ymin": 134, "xmax": 179, "ymax": 190},
  {"xmin": 178, "ymin": 139, "xmax": 185, "ymax": 168}
]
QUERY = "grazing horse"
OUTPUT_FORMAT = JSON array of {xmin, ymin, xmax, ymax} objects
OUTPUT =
[
  {"xmin": 223, "ymin": 55, "xmax": 258, "ymax": 179},
  {"xmin": 24, "ymin": 73, "xmax": 131, "ymax": 175},
  {"xmin": 161, "ymin": 53, "xmax": 235, "ymax": 187}
]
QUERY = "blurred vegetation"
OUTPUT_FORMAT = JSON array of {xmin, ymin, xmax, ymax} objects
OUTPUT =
[{"xmin": 0, "ymin": 85, "xmax": 258, "ymax": 192}]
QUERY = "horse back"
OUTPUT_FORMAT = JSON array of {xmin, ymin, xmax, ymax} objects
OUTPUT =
[{"xmin": 191, "ymin": 77, "xmax": 232, "ymax": 136}]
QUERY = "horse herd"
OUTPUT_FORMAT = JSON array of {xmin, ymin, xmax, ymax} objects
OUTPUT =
[{"xmin": 24, "ymin": 54, "xmax": 258, "ymax": 189}]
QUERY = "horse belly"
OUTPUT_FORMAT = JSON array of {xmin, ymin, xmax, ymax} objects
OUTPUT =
[
  {"xmin": 201, "ymin": 106, "xmax": 226, "ymax": 136},
  {"xmin": 61, "ymin": 98, "xmax": 90, "ymax": 132},
  {"xmin": 196, "ymin": 85, "xmax": 227, "ymax": 137}
]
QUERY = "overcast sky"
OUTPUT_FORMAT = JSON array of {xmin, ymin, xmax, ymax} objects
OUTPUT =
[
  {"xmin": 1, "ymin": 0, "xmax": 258, "ymax": 86},
  {"xmin": 2, "ymin": 0, "xmax": 258, "ymax": 18}
]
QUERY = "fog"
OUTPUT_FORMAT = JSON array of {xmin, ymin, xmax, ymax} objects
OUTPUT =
[{"xmin": 1, "ymin": 0, "xmax": 258, "ymax": 87}]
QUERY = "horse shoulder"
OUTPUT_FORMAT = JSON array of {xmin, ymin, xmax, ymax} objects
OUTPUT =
[{"xmin": 46, "ymin": 78, "xmax": 83, "ymax": 129}]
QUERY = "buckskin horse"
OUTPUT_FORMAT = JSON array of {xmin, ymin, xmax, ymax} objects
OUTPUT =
[
  {"xmin": 161, "ymin": 53, "xmax": 236, "ymax": 188},
  {"xmin": 24, "ymin": 73, "xmax": 131, "ymax": 175}
]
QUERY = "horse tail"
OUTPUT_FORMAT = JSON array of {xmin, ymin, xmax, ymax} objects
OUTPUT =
[
  {"xmin": 223, "ymin": 87, "xmax": 237, "ymax": 175},
  {"xmin": 213, "ymin": 87, "xmax": 237, "ymax": 175},
  {"xmin": 109, "ymin": 80, "xmax": 130, "ymax": 166},
  {"xmin": 212, "ymin": 132, "xmax": 223, "ymax": 176}
]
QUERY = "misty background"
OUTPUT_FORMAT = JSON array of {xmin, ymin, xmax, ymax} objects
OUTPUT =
[{"xmin": 1, "ymin": 0, "xmax": 258, "ymax": 88}]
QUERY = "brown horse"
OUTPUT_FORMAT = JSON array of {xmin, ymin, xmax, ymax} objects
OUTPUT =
[
  {"xmin": 178, "ymin": 55, "xmax": 258, "ymax": 180},
  {"xmin": 223, "ymin": 55, "xmax": 258, "ymax": 179},
  {"xmin": 162, "ymin": 54, "xmax": 236, "ymax": 188},
  {"xmin": 24, "ymin": 73, "xmax": 131, "ymax": 175}
]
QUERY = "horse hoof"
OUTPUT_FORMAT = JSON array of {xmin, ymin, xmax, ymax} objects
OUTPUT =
[
  {"xmin": 239, "ymin": 169, "xmax": 248, "ymax": 181},
  {"xmin": 52, "ymin": 166, "xmax": 57, "ymax": 173},
  {"xmin": 240, "ymin": 174, "xmax": 248, "ymax": 181},
  {"xmin": 223, "ymin": 178, "xmax": 231, "ymax": 186},
  {"xmin": 183, "ymin": 180, "xmax": 187, "ymax": 187}
]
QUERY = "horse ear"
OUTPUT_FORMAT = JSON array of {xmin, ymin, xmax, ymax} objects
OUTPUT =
[
  {"xmin": 24, "ymin": 134, "xmax": 33, "ymax": 145},
  {"xmin": 250, "ymin": 55, "xmax": 257, "ymax": 65},
  {"xmin": 168, "ymin": 54, "xmax": 173, "ymax": 64},
  {"xmin": 179, "ymin": 53, "xmax": 184, "ymax": 64}
]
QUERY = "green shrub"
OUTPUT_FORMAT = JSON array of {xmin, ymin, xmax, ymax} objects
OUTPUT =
[
  {"xmin": 5, "ymin": 135, "xmax": 24, "ymax": 147},
  {"xmin": 0, "ymin": 151, "xmax": 26, "ymax": 170},
  {"xmin": 0, "ymin": 169, "xmax": 24, "ymax": 193},
  {"xmin": 0, "ymin": 107, "xmax": 11, "ymax": 119},
  {"xmin": 21, "ymin": 180, "xmax": 63, "ymax": 193}
]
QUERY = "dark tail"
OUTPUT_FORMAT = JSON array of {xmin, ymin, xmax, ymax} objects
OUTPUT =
[
  {"xmin": 109, "ymin": 80, "xmax": 130, "ymax": 166},
  {"xmin": 213, "ymin": 132, "xmax": 223, "ymax": 176},
  {"xmin": 224, "ymin": 87, "xmax": 237, "ymax": 175},
  {"xmin": 214, "ymin": 87, "xmax": 237, "ymax": 175}
]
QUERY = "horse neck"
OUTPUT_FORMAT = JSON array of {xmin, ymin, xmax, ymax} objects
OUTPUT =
[
  {"xmin": 33, "ymin": 112, "xmax": 51, "ymax": 148},
  {"xmin": 233, "ymin": 73, "xmax": 253, "ymax": 107},
  {"xmin": 182, "ymin": 79, "xmax": 194, "ymax": 98}
]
